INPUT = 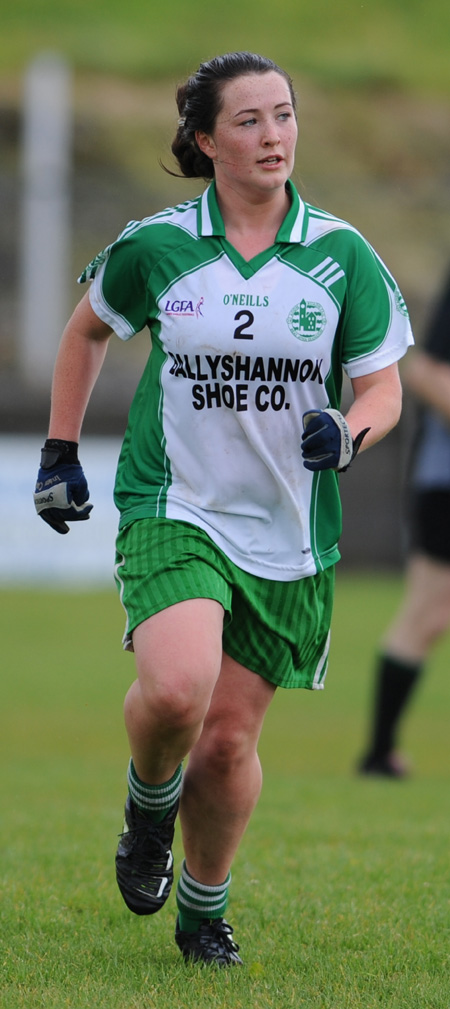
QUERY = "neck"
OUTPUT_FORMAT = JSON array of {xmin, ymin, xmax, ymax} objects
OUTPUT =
[{"xmin": 215, "ymin": 179, "xmax": 290, "ymax": 238}]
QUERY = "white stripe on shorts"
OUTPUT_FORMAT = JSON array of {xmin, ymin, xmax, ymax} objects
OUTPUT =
[{"xmin": 312, "ymin": 630, "xmax": 330, "ymax": 690}]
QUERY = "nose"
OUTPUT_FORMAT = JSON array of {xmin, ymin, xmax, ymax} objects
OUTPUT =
[{"xmin": 262, "ymin": 119, "xmax": 281, "ymax": 146}]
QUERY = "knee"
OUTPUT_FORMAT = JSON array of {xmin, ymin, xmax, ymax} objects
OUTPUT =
[
  {"xmin": 424, "ymin": 604, "xmax": 450, "ymax": 647},
  {"xmin": 125, "ymin": 677, "xmax": 210, "ymax": 734},
  {"xmin": 415, "ymin": 595, "xmax": 450, "ymax": 649},
  {"xmin": 199, "ymin": 720, "xmax": 253, "ymax": 775}
]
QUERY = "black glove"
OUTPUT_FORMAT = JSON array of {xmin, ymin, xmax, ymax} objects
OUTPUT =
[
  {"xmin": 301, "ymin": 409, "xmax": 370, "ymax": 472},
  {"xmin": 34, "ymin": 439, "xmax": 93, "ymax": 534}
]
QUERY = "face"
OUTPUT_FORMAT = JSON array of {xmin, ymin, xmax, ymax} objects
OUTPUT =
[{"xmin": 196, "ymin": 71, "xmax": 298, "ymax": 200}]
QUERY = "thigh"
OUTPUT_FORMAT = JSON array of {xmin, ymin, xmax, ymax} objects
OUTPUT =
[
  {"xmin": 402, "ymin": 554, "xmax": 450, "ymax": 619},
  {"xmin": 222, "ymin": 565, "xmax": 334, "ymax": 690},
  {"xmin": 115, "ymin": 517, "xmax": 232, "ymax": 651},
  {"xmin": 132, "ymin": 598, "xmax": 225, "ymax": 711},
  {"xmin": 200, "ymin": 652, "xmax": 277, "ymax": 750},
  {"xmin": 384, "ymin": 553, "xmax": 450, "ymax": 656}
]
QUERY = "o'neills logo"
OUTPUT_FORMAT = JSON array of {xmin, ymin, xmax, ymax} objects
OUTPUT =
[
  {"xmin": 287, "ymin": 299, "xmax": 326, "ymax": 341},
  {"xmin": 223, "ymin": 293, "xmax": 269, "ymax": 307},
  {"xmin": 164, "ymin": 296, "xmax": 204, "ymax": 318}
]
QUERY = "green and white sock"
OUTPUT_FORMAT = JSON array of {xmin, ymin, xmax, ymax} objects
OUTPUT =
[
  {"xmin": 127, "ymin": 758, "xmax": 182, "ymax": 822},
  {"xmin": 176, "ymin": 859, "xmax": 231, "ymax": 933}
]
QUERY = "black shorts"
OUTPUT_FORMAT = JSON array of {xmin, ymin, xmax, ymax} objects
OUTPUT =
[{"xmin": 409, "ymin": 489, "xmax": 450, "ymax": 563}]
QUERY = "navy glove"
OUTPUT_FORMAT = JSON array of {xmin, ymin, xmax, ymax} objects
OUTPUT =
[
  {"xmin": 34, "ymin": 438, "xmax": 93, "ymax": 534},
  {"xmin": 301, "ymin": 409, "xmax": 370, "ymax": 472}
]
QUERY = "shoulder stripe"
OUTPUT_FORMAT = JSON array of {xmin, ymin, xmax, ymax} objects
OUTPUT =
[
  {"xmin": 119, "ymin": 210, "xmax": 199, "ymax": 242},
  {"xmin": 308, "ymin": 256, "xmax": 334, "ymax": 275},
  {"xmin": 78, "ymin": 200, "xmax": 201, "ymax": 283},
  {"xmin": 322, "ymin": 267, "xmax": 346, "ymax": 288},
  {"xmin": 275, "ymin": 252, "xmax": 342, "ymax": 310},
  {"xmin": 308, "ymin": 257, "xmax": 345, "ymax": 287}
]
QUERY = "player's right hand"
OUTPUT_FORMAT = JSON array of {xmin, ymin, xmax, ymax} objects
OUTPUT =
[{"xmin": 34, "ymin": 439, "xmax": 93, "ymax": 534}]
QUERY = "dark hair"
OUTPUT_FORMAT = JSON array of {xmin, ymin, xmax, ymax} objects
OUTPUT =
[{"xmin": 166, "ymin": 51, "xmax": 297, "ymax": 181}]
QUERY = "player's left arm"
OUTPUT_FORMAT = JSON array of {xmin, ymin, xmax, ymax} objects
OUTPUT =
[
  {"xmin": 345, "ymin": 361, "xmax": 403, "ymax": 453},
  {"xmin": 301, "ymin": 363, "xmax": 402, "ymax": 472}
]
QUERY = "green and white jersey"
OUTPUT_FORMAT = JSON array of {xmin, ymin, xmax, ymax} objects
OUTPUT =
[{"xmin": 80, "ymin": 180, "xmax": 413, "ymax": 581}]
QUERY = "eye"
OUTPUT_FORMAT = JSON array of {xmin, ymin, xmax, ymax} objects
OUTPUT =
[
  {"xmin": 277, "ymin": 111, "xmax": 292, "ymax": 121},
  {"xmin": 239, "ymin": 117, "xmax": 257, "ymax": 127}
]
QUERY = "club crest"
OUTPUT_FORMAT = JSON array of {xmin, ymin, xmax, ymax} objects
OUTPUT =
[{"xmin": 287, "ymin": 299, "xmax": 327, "ymax": 341}]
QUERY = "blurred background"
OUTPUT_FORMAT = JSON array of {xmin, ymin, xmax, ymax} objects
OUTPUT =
[{"xmin": 1, "ymin": 0, "xmax": 449, "ymax": 583}]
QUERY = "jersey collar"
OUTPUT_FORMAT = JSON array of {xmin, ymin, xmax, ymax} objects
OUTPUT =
[{"xmin": 198, "ymin": 179, "xmax": 308, "ymax": 244}]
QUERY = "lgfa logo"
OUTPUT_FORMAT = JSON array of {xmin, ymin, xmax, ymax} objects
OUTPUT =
[{"xmin": 164, "ymin": 296, "xmax": 204, "ymax": 318}]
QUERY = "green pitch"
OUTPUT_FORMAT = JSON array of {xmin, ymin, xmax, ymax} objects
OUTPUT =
[{"xmin": 2, "ymin": 575, "xmax": 449, "ymax": 1008}]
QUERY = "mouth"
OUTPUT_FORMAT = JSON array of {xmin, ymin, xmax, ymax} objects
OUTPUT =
[{"xmin": 258, "ymin": 155, "xmax": 284, "ymax": 166}]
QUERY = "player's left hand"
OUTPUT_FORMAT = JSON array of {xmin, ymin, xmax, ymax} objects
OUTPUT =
[
  {"xmin": 301, "ymin": 408, "xmax": 370, "ymax": 472},
  {"xmin": 34, "ymin": 439, "xmax": 93, "ymax": 534}
]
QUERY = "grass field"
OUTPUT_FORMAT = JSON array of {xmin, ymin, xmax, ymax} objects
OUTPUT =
[{"xmin": 2, "ymin": 574, "xmax": 449, "ymax": 1007}]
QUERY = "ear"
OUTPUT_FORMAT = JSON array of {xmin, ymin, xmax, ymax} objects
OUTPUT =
[{"xmin": 195, "ymin": 130, "xmax": 217, "ymax": 161}]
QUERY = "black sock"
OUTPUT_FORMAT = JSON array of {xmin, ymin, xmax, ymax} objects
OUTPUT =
[{"xmin": 365, "ymin": 653, "xmax": 423, "ymax": 759}]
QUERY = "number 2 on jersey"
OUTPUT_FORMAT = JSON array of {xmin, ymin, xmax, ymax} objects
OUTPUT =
[{"xmin": 233, "ymin": 310, "xmax": 254, "ymax": 340}]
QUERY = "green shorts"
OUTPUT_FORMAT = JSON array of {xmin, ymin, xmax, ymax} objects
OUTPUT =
[{"xmin": 114, "ymin": 518, "xmax": 335, "ymax": 690}]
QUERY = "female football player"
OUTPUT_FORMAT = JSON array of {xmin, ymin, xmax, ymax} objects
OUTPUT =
[{"xmin": 34, "ymin": 51, "xmax": 413, "ymax": 965}]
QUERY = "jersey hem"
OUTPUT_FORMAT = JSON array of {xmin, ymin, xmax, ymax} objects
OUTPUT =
[
  {"xmin": 117, "ymin": 507, "xmax": 340, "ymax": 581},
  {"xmin": 89, "ymin": 271, "xmax": 136, "ymax": 340},
  {"xmin": 343, "ymin": 337, "xmax": 413, "ymax": 378}
]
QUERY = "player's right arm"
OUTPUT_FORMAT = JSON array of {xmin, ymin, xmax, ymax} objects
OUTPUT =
[
  {"xmin": 34, "ymin": 292, "xmax": 113, "ymax": 533},
  {"xmin": 48, "ymin": 291, "xmax": 113, "ymax": 441}
]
